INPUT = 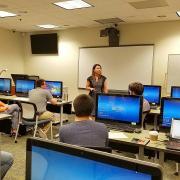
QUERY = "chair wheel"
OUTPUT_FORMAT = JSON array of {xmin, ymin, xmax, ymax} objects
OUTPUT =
[
  {"xmin": 174, "ymin": 172, "xmax": 179, "ymax": 176},
  {"xmin": 15, "ymin": 140, "xmax": 17, "ymax": 143}
]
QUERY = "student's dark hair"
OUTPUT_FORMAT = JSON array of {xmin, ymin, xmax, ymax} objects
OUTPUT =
[
  {"xmin": 36, "ymin": 79, "xmax": 45, "ymax": 88},
  {"xmin": 92, "ymin": 64, "xmax": 102, "ymax": 76},
  {"xmin": 128, "ymin": 82, "xmax": 144, "ymax": 95},
  {"xmin": 73, "ymin": 94, "xmax": 94, "ymax": 117}
]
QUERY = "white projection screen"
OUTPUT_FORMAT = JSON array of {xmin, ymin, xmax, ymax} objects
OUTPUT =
[{"xmin": 78, "ymin": 45, "xmax": 154, "ymax": 90}]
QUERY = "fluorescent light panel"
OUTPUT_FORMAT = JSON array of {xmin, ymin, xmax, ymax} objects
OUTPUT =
[
  {"xmin": 176, "ymin": 11, "xmax": 180, "ymax": 17},
  {"xmin": 37, "ymin": 24, "xmax": 58, "ymax": 29},
  {"xmin": 54, "ymin": 0, "xmax": 92, "ymax": 10},
  {"xmin": 0, "ymin": 11, "xmax": 16, "ymax": 17}
]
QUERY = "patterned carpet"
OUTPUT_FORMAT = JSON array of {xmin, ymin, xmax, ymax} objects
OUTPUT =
[{"xmin": 0, "ymin": 117, "xmax": 179, "ymax": 180}]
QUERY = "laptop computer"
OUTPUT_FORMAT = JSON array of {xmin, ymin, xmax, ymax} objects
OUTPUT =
[
  {"xmin": 26, "ymin": 138, "xmax": 163, "ymax": 180},
  {"xmin": 166, "ymin": 118, "xmax": 180, "ymax": 151}
]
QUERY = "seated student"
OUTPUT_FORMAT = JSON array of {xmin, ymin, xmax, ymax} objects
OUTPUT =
[
  {"xmin": 0, "ymin": 151, "xmax": 14, "ymax": 179},
  {"xmin": 29, "ymin": 79, "xmax": 58, "ymax": 139},
  {"xmin": 128, "ymin": 82, "xmax": 150, "ymax": 112},
  {"xmin": 59, "ymin": 94, "xmax": 108, "ymax": 147},
  {"xmin": 0, "ymin": 101, "xmax": 20, "ymax": 135}
]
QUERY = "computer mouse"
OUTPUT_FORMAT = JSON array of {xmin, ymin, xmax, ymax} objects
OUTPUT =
[{"xmin": 134, "ymin": 128, "xmax": 142, "ymax": 133}]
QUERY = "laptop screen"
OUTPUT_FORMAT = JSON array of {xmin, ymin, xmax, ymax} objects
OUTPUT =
[
  {"xmin": 171, "ymin": 86, "xmax": 180, "ymax": 98},
  {"xmin": 15, "ymin": 79, "xmax": 35, "ymax": 94},
  {"xmin": 161, "ymin": 98, "xmax": 180, "ymax": 127},
  {"xmin": 170, "ymin": 119, "xmax": 180, "ymax": 139},
  {"xmin": 45, "ymin": 80, "xmax": 63, "ymax": 98},
  {"xmin": 143, "ymin": 85, "xmax": 161, "ymax": 105},
  {"xmin": 26, "ymin": 138, "xmax": 162, "ymax": 180},
  {"xmin": 0, "ymin": 78, "xmax": 11, "ymax": 94},
  {"xmin": 96, "ymin": 94, "xmax": 142, "ymax": 124}
]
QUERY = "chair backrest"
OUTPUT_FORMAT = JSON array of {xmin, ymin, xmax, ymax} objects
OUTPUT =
[
  {"xmin": 84, "ymin": 146, "xmax": 112, "ymax": 153},
  {"xmin": 18, "ymin": 101, "xmax": 37, "ymax": 121}
]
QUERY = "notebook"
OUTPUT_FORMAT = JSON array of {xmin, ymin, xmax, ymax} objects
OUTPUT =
[{"xmin": 166, "ymin": 118, "xmax": 180, "ymax": 151}]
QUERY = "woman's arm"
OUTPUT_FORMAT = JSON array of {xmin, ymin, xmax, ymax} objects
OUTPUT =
[
  {"xmin": 103, "ymin": 79, "xmax": 108, "ymax": 93},
  {"xmin": 86, "ymin": 80, "xmax": 94, "ymax": 93}
]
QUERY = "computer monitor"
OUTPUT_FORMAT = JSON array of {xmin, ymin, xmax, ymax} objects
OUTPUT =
[
  {"xmin": 0, "ymin": 78, "xmax": 11, "ymax": 95},
  {"xmin": 143, "ymin": 85, "xmax": 161, "ymax": 105},
  {"xmin": 45, "ymin": 80, "xmax": 63, "ymax": 98},
  {"xmin": 161, "ymin": 97, "xmax": 180, "ymax": 127},
  {"xmin": 15, "ymin": 79, "xmax": 35, "ymax": 97},
  {"xmin": 171, "ymin": 86, "xmax": 180, "ymax": 98},
  {"xmin": 26, "ymin": 138, "xmax": 162, "ymax": 180},
  {"xmin": 96, "ymin": 94, "xmax": 143, "ymax": 125}
]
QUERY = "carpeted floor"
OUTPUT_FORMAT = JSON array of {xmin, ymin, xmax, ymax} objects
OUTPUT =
[{"xmin": 0, "ymin": 116, "xmax": 180, "ymax": 180}]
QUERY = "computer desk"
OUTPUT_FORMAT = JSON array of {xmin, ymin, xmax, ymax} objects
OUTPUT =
[
  {"xmin": 108, "ymin": 130, "xmax": 180, "ymax": 168},
  {"xmin": 0, "ymin": 95, "xmax": 72, "ymax": 126}
]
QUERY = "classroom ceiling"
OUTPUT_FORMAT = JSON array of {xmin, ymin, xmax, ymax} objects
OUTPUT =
[{"xmin": 0, "ymin": 0, "xmax": 180, "ymax": 32}]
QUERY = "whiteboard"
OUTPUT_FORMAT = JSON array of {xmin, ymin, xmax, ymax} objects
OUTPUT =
[
  {"xmin": 167, "ymin": 54, "xmax": 180, "ymax": 92},
  {"xmin": 78, "ymin": 45, "xmax": 154, "ymax": 90}
]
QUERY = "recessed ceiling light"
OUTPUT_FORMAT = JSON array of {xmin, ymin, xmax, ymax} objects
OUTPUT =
[
  {"xmin": 176, "ymin": 11, "xmax": 180, "ymax": 17},
  {"xmin": 0, "ymin": 11, "xmax": 16, "ymax": 17},
  {"xmin": 37, "ymin": 24, "xmax": 59, "ymax": 29},
  {"xmin": 54, "ymin": 0, "xmax": 92, "ymax": 10}
]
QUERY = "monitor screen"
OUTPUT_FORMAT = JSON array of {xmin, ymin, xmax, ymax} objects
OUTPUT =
[
  {"xmin": 15, "ymin": 79, "xmax": 35, "ymax": 95},
  {"xmin": 26, "ymin": 138, "xmax": 162, "ymax": 180},
  {"xmin": 45, "ymin": 80, "xmax": 63, "ymax": 98},
  {"xmin": 0, "ymin": 78, "xmax": 11, "ymax": 94},
  {"xmin": 170, "ymin": 119, "xmax": 180, "ymax": 139},
  {"xmin": 161, "ymin": 98, "xmax": 180, "ymax": 127},
  {"xmin": 96, "ymin": 94, "xmax": 143, "ymax": 124},
  {"xmin": 143, "ymin": 85, "xmax": 161, "ymax": 105},
  {"xmin": 171, "ymin": 86, "xmax": 180, "ymax": 98}
]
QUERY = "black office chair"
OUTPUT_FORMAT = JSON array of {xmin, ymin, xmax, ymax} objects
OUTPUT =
[
  {"xmin": 14, "ymin": 101, "xmax": 53, "ymax": 143},
  {"xmin": 84, "ymin": 146, "xmax": 112, "ymax": 153}
]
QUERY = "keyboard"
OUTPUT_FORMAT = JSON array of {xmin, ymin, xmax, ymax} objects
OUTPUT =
[
  {"xmin": 166, "ymin": 140, "xmax": 180, "ymax": 151},
  {"xmin": 103, "ymin": 122, "xmax": 136, "ymax": 133}
]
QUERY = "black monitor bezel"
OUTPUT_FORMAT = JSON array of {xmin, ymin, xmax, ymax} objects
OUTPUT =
[
  {"xmin": 170, "ymin": 86, "xmax": 180, "ymax": 98},
  {"xmin": 143, "ymin": 85, "xmax": 161, "ymax": 105},
  {"xmin": 95, "ymin": 93, "xmax": 143, "ymax": 125},
  {"xmin": 15, "ymin": 79, "xmax": 35, "ymax": 95},
  {"xmin": 45, "ymin": 80, "xmax": 63, "ymax": 98},
  {"xmin": 0, "ymin": 78, "xmax": 11, "ymax": 95},
  {"xmin": 160, "ymin": 97, "xmax": 180, "ymax": 128},
  {"xmin": 11, "ymin": 74, "xmax": 29, "ymax": 84},
  {"xmin": 26, "ymin": 138, "xmax": 162, "ymax": 180}
]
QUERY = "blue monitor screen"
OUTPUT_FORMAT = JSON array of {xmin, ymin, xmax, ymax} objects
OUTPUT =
[
  {"xmin": 0, "ymin": 78, "xmax": 11, "ymax": 93},
  {"xmin": 143, "ymin": 86, "xmax": 161, "ymax": 105},
  {"xmin": 31, "ymin": 146, "xmax": 151, "ymax": 180},
  {"xmin": 46, "ymin": 81, "xmax": 63, "ymax": 98},
  {"xmin": 96, "ymin": 94, "xmax": 142, "ymax": 124},
  {"xmin": 162, "ymin": 98, "xmax": 180, "ymax": 127},
  {"xmin": 15, "ymin": 79, "xmax": 35, "ymax": 93},
  {"xmin": 171, "ymin": 86, "xmax": 180, "ymax": 98}
]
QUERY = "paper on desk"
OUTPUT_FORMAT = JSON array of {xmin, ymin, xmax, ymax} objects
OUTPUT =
[{"xmin": 108, "ymin": 131, "xmax": 128, "ymax": 139}]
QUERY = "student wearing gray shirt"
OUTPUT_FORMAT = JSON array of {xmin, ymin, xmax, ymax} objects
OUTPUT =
[
  {"xmin": 59, "ymin": 94, "xmax": 108, "ymax": 147},
  {"xmin": 128, "ymin": 82, "xmax": 150, "ymax": 112},
  {"xmin": 29, "ymin": 79, "xmax": 57, "ymax": 138}
]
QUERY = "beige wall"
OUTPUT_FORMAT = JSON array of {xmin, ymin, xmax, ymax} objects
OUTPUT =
[
  {"xmin": 0, "ymin": 28, "xmax": 25, "ymax": 80},
  {"xmin": 23, "ymin": 20, "xmax": 180, "ymax": 100}
]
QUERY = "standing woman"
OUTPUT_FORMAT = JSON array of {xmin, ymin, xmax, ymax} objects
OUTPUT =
[{"xmin": 86, "ymin": 64, "xmax": 108, "ymax": 116}]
